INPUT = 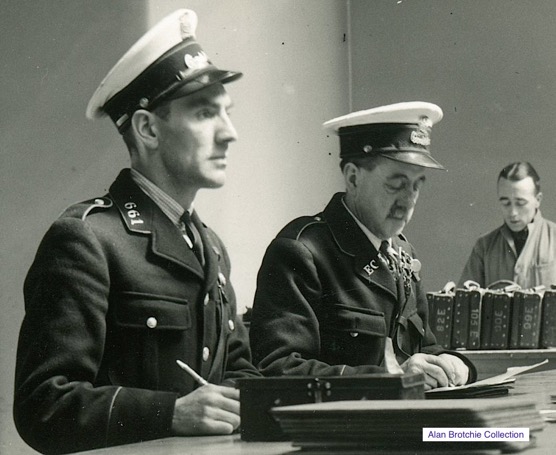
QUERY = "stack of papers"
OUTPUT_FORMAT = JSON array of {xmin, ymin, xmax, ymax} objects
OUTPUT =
[
  {"xmin": 425, "ymin": 359, "xmax": 548, "ymax": 399},
  {"xmin": 271, "ymin": 398, "xmax": 544, "ymax": 453}
]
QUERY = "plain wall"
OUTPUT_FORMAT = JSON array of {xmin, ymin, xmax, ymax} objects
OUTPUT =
[
  {"xmin": 350, "ymin": 0, "xmax": 556, "ymax": 290},
  {"xmin": 0, "ymin": 1, "xmax": 347, "ymax": 453}
]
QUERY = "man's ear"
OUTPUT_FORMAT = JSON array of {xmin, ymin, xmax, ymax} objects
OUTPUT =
[
  {"xmin": 130, "ymin": 109, "xmax": 159, "ymax": 149},
  {"xmin": 343, "ymin": 162, "xmax": 359, "ymax": 191},
  {"xmin": 536, "ymin": 191, "xmax": 543, "ymax": 205}
]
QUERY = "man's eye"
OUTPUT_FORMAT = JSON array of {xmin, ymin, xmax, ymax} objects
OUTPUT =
[
  {"xmin": 386, "ymin": 183, "xmax": 403, "ymax": 192},
  {"xmin": 197, "ymin": 109, "xmax": 215, "ymax": 119},
  {"xmin": 516, "ymin": 200, "xmax": 527, "ymax": 207}
]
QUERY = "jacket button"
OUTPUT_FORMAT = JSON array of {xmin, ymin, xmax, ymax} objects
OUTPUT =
[
  {"xmin": 202, "ymin": 347, "xmax": 210, "ymax": 361},
  {"xmin": 94, "ymin": 198, "xmax": 104, "ymax": 205},
  {"xmin": 146, "ymin": 317, "xmax": 157, "ymax": 329},
  {"xmin": 203, "ymin": 294, "xmax": 210, "ymax": 306},
  {"xmin": 228, "ymin": 319, "xmax": 235, "ymax": 331},
  {"xmin": 218, "ymin": 272, "xmax": 226, "ymax": 286},
  {"xmin": 350, "ymin": 331, "xmax": 359, "ymax": 338}
]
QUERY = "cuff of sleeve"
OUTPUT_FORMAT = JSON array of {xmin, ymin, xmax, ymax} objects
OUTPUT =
[{"xmin": 107, "ymin": 388, "xmax": 178, "ymax": 447}]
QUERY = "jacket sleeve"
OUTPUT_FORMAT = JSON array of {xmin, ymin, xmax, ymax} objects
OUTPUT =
[
  {"xmin": 458, "ymin": 240, "xmax": 486, "ymax": 288},
  {"xmin": 14, "ymin": 218, "xmax": 177, "ymax": 454},
  {"xmin": 250, "ymin": 237, "xmax": 384, "ymax": 377}
]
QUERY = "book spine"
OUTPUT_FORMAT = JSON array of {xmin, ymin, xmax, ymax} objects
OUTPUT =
[
  {"xmin": 490, "ymin": 293, "xmax": 511, "ymax": 349},
  {"xmin": 467, "ymin": 290, "xmax": 482, "ymax": 349},
  {"xmin": 428, "ymin": 294, "xmax": 453, "ymax": 349},
  {"xmin": 480, "ymin": 292, "xmax": 494, "ymax": 349},
  {"xmin": 509, "ymin": 292, "xmax": 522, "ymax": 349},
  {"xmin": 518, "ymin": 293, "xmax": 542, "ymax": 348},
  {"xmin": 452, "ymin": 290, "xmax": 469, "ymax": 349},
  {"xmin": 541, "ymin": 291, "xmax": 556, "ymax": 348}
]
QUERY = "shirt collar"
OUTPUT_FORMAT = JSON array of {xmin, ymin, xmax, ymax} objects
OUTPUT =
[
  {"xmin": 130, "ymin": 168, "xmax": 192, "ymax": 227},
  {"xmin": 341, "ymin": 197, "xmax": 389, "ymax": 251}
]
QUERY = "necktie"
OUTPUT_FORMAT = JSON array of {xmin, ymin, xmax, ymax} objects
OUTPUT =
[
  {"xmin": 180, "ymin": 212, "xmax": 205, "ymax": 265},
  {"xmin": 379, "ymin": 240, "xmax": 398, "ymax": 278}
]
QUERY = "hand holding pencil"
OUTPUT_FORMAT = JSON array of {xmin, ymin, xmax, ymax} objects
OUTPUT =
[{"xmin": 171, "ymin": 359, "xmax": 240, "ymax": 435}]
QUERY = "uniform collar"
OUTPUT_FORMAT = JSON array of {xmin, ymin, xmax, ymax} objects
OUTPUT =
[{"xmin": 341, "ymin": 196, "xmax": 389, "ymax": 251}]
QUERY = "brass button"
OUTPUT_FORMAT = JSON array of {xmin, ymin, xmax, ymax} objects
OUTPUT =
[
  {"xmin": 203, "ymin": 294, "xmax": 210, "ymax": 306},
  {"xmin": 218, "ymin": 272, "xmax": 226, "ymax": 286},
  {"xmin": 202, "ymin": 347, "xmax": 210, "ymax": 361},
  {"xmin": 350, "ymin": 331, "xmax": 359, "ymax": 338},
  {"xmin": 228, "ymin": 319, "xmax": 235, "ymax": 331},
  {"xmin": 94, "ymin": 198, "xmax": 104, "ymax": 205},
  {"xmin": 146, "ymin": 317, "xmax": 157, "ymax": 329}
]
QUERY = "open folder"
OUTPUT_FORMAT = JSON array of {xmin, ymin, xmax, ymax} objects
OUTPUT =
[{"xmin": 425, "ymin": 359, "xmax": 549, "ymax": 398}]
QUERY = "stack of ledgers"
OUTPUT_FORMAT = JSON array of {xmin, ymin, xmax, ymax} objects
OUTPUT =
[
  {"xmin": 426, "ymin": 280, "xmax": 556, "ymax": 350},
  {"xmin": 271, "ymin": 397, "xmax": 544, "ymax": 453}
]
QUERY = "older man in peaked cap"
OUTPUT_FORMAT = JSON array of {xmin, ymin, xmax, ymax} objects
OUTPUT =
[
  {"xmin": 14, "ymin": 9, "xmax": 259, "ymax": 454},
  {"xmin": 250, "ymin": 102, "xmax": 476, "ymax": 390}
]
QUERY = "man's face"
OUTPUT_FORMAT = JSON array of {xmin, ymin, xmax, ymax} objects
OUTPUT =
[
  {"xmin": 497, "ymin": 176, "xmax": 541, "ymax": 232},
  {"xmin": 155, "ymin": 83, "xmax": 237, "ymax": 192},
  {"xmin": 348, "ymin": 157, "xmax": 427, "ymax": 239}
]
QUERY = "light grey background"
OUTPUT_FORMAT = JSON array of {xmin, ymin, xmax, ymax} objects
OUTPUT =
[{"xmin": 2, "ymin": 1, "xmax": 556, "ymax": 453}]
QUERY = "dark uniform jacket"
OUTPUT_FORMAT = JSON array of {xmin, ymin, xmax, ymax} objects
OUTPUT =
[
  {"xmin": 250, "ymin": 192, "xmax": 475, "ymax": 379},
  {"xmin": 14, "ymin": 169, "xmax": 259, "ymax": 454}
]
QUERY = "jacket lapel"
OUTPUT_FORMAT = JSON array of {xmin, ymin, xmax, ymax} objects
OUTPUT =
[
  {"xmin": 109, "ymin": 169, "xmax": 204, "ymax": 280},
  {"xmin": 191, "ymin": 210, "xmax": 219, "ymax": 292},
  {"xmin": 324, "ymin": 193, "xmax": 398, "ymax": 299}
]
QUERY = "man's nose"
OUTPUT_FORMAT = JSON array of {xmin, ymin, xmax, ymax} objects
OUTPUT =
[
  {"xmin": 399, "ymin": 187, "xmax": 419, "ymax": 207},
  {"xmin": 217, "ymin": 112, "xmax": 238, "ymax": 143}
]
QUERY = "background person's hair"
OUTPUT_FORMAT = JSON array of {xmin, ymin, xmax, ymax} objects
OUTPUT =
[{"xmin": 498, "ymin": 161, "xmax": 541, "ymax": 194}]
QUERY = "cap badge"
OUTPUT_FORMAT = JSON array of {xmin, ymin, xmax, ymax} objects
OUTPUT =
[
  {"xmin": 363, "ymin": 145, "xmax": 373, "ymax": 154},
  {"xmin": 184, "ymin": 51, "xmax": 209, "ymax": 70},
  {"xmin": 410, "ymin": 115, "xmax": 432, "ymax": 146}
]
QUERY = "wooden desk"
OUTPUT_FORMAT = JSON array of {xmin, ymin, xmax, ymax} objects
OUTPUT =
[
  {"xmin": 458, "ymin": 348, "xmax": 556, "ymax": 380},
  {"xmin": 77, "ymin": 370, "xmax": 556, "ymax": 455}
]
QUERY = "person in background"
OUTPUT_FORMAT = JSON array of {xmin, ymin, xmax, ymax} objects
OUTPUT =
[
  {"xmin": 249, "ymin": 102, "xmax": 476, "ymax": 391},
  {"xmin": 458, "ymin": 161, "xmax": 556, "ymax": 289},
  {"xmin": 14, "ymin": 9, "xmax": 259, "ymax": 454}
]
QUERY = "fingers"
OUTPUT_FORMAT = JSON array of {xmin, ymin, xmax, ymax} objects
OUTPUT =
[
  {"xmin": 171, "ymin": 384, "xmax": 241, "ymax": 436},
  {"xmin": 438, "ymin": 354, "xmax": 469, "ymax": 386},
  {"xmin": 402, "ymin": 353, "xmax": 451, "ymax": 389}
]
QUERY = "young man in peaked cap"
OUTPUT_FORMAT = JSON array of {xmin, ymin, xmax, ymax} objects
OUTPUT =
[
  {"xmin": 250, "ymin": 102, "xmax": 476, "ymax": 389},
  {"xmin": 14, "ymin": 9, "xmax": 259, "ymax": 454}
]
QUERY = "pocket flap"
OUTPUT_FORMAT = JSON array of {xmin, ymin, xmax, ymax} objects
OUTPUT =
[
  {"xmin": 331, "ymin": 305, "xmax": 387, "ymax": 337},
  {"xmin": 115, "ymin": 296, "xmax": 191, "ymax": 330}
]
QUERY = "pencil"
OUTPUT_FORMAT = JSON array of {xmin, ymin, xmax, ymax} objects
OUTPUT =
[{"xmin": 176, "ymin": 359, "xmax": 209, "ymax": 386}]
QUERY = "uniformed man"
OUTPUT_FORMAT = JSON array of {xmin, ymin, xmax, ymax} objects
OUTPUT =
[
  {"xmin": 14, "ymin": 10, "xmax": 259, "ymax": 454},
  {"xmin": 250, "ymin": 102, "xmax": 476, "ymax": 390},
  {"xmin": 459, "ymin": 161, "xmax": 556, "ymax": 288}
]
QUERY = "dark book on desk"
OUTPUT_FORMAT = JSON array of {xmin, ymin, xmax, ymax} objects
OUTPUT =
[
  {"xmin": 481, "ymin": 291, "xmax": 511, "ymax": 349},
  {"xmin": 541, "ymin": 290, "xmax": 556, "ymax": 348},
  {"xmin": 510, "ymin": 290, "xmax": 543, "ymax": 349},
  {"xmin": 426, "ymin": 291, "xmax": 453, "ymax": 349},
  {"xmin": 451, "ymin": 289, "xmax": 470, "ymax": 349},
  {"xmin": 467, "ymin": 288, "xmax": 484, "ymax": 349},
  {"xmin": 271, "ymin": 397, "xmax": 543, "ymax": 453}
]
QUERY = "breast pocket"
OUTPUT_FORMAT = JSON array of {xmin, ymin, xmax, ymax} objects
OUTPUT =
[
  {"xmin": 321, "ymin": 304, "xmax": 387, "ymax": 366},
  {"xmin": 108, "ymin": 293, "xmax": 192, "ymax": 390}
]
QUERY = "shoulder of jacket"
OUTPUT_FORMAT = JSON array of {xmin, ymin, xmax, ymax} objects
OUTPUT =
[
  {"xmin": 60, "ymin": 196, "xmax": 114, "ymax": 221},
  {"xmin": 276, "ymin": 214, "xmax": 326, "ymax": 241}
]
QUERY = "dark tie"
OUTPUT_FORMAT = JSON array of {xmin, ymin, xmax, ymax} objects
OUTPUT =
[
  {"xmin": 379, "ymin": 240, "xmax": 398, "ymax": 278},
  {"xmin": 180, "ymin": 212, "xmax": 205, "ymax": 265}
]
